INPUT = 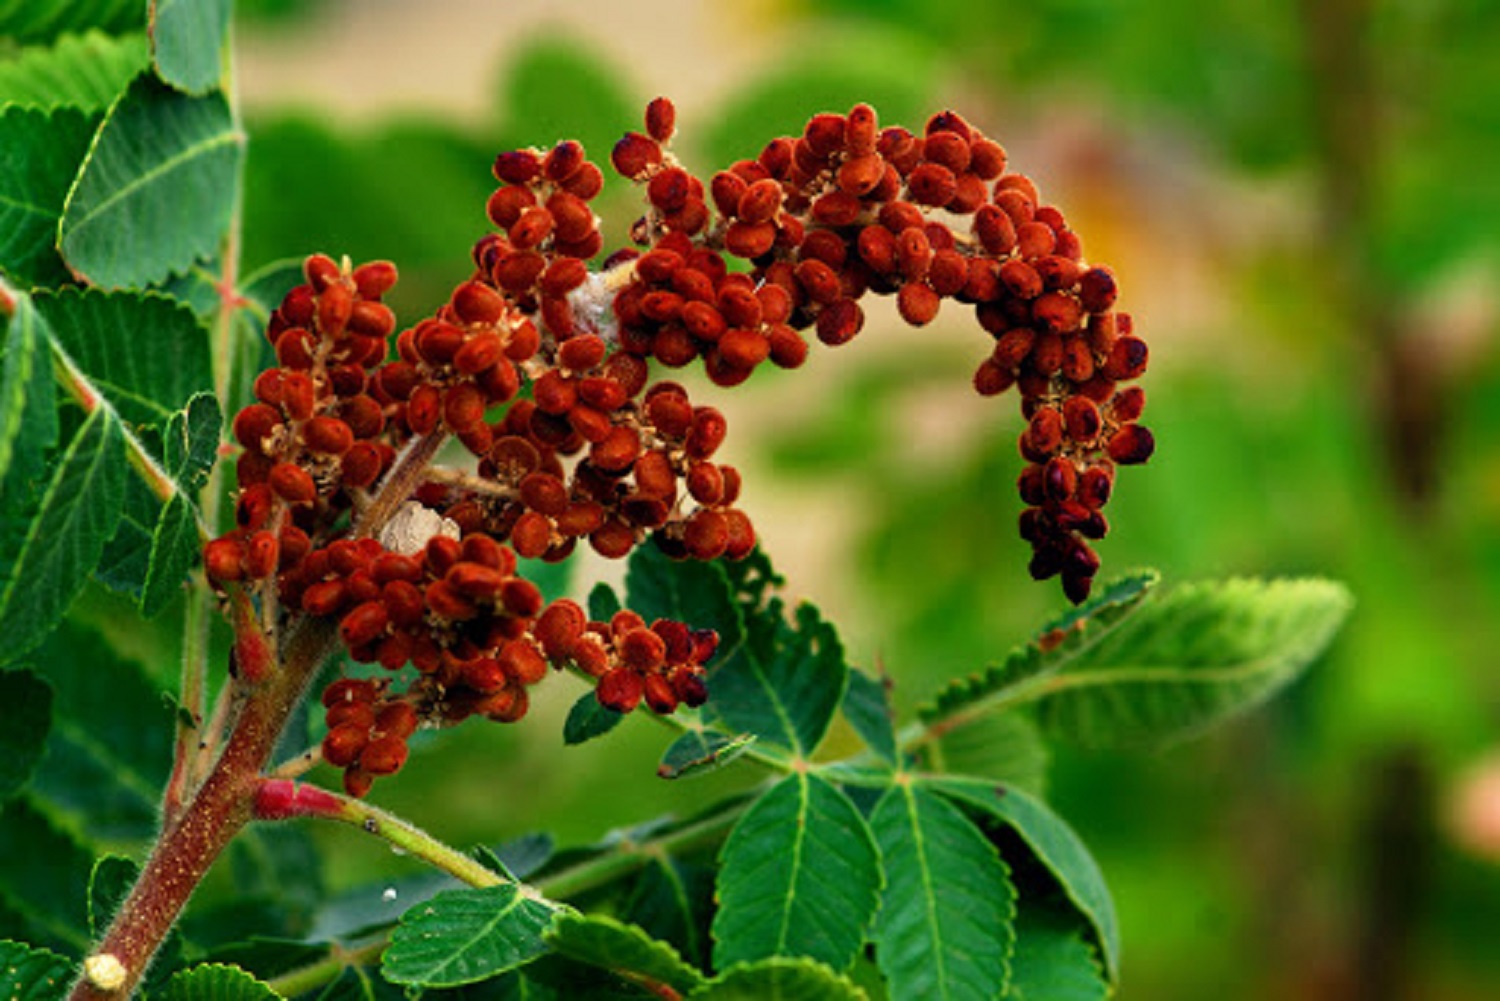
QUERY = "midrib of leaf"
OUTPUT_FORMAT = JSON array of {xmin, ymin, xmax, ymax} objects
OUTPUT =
[
  {"xmin": 903, "ymin": 784, "xmax": 954, "ymax": 997},
  {"xmin": 720, "ymin": 622, "xmax": 804, "ymax": 756},
  {"xmin": 416, "ymin": 891, "xmax": 547, "ymax": 984},
  {"xmin": 773, "ymin": 773, "xmax": 812, "ymax": 955},
  {"xmin": 59, "ymin": 126, "xmax": 242, "ymax": 249},
  {"xmin": 0, "ymin": 407, "xmax": 116, "ymax": 615}
]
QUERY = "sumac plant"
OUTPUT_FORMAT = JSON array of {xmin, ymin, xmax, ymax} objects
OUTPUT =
[{"xmin": 0, "ymin": 6, "xmax": 1352, "ymax": 1001}]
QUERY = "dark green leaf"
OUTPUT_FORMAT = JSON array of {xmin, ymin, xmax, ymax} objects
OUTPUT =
[
  {"xmin": 139, "ymin": 492, "xmax": 198, "ymax": 616},
  {"xmin": 623, "ymin": 857, "xmax": 712, "ymax": 972},
  {"xmin": 563, "ymin": 691, "xmax": 623, "ymax": 746},
  {"xmin": 87, "ymin": 854, "xmax": 136, "ymax": 937},
  {"xmin": 712, "ymin": 773, "xmax": 881, "ymax": 974},
  {"xmin": 656, "ymin": 730, "xmax": 756, "ymax": 780},
  {"xmin": 0, "ymin": 294, "xmax": 59, "ymax": 486},
  {"xmin": 0, "ymin": 408, "xmax": 127, "ymax": 667},
  {"xmin": 0, "ymin": 30, "xmax": 148, "ymax": 112},
  {"xmin": 690, "ymin": 958, "xmax": 869, "ymax": 1001},
  {"xmin": 545, "ymin": 913, "xmax": 705, "ymax": 996},
  {"xmin": 0, "ymin": 670, "xmax": 53, "ymax": 800},
  {"xmin": 28, "ymin": 622, "xmax": 173, "ymax": 842},
  {"xmin": 919, "ymin": 570, "xmax": 1159, "ymax": 726},
  {"xmin": 225, "ymin": 825, "xmax": 324, "ymax": 937},
  {"xmin": 0, "ymin": 0, "xmax": 143, "ymax": 45},
  {"xmin": 0, "ymin": 797, "xmax": 95, "ymax": 953},
  {"xmin": 490, "ymin": 833, "xmax": 555, "ymax": 882},
  {"xmin": 1003, "ymin": 905, "xmax": 1108, "ymax": 1001},
  {"xmin": 1033, "ymin": 577, "xmax": 1353, "ymax": 748},
  {"xmin": 382, "ymin": 885, "xmax": 560, "ymax": 988},
  {"xmin": 222, "ymin": 257, "xmax": 301, "ymax": 421},
  {"xmin": 92, "ymin": 471, "xmax": 157, "ymax": 597},
  {"xmin": 36, "ymin": 288, "xmax": 213, "ymax": 427},
  {"xmin": 0, "ymin": 106, "xmax": 99, "ymax": 287},
  {"xmin": 59, "ymin": 75, "xmax": 243, "ymax": 288},
  {"xmin": 840, "ymin": 668, "xmax": 897, "ymax": 766},
  {"xmin": 316, "ymin": 964, "xmax": 405, "ymax": 1001},
  {"xmin": 515, "ymin": 556, "xmax": 572, "ymax": 605},
  {"xmin": 624, "ymin": 547, "xmax": 743, "ymax": 651},
  {"xmin": 163, "ymin": 392, "xmax": 221, "ymax": 492},
  {"xmin": 159, "ymin": 964, "xmax": 280, "ymax": 1001},
  {"xmin": 930, "ymin": 778, "xmax": 1118, "ymax": 982},
  {"xmin": 586, "ymin": 582, "xmax": 621, "ymax": 623},
  {"xmin": 869, "ymin": 784, "xmax": 1014, "ymax": 1000},
  {"xmin": 150, "ymin": 0, "xmax": 231, "ymax": 94},
  {"xmin": 0, "ymin": 940, "xmax": 73, "ymax": 1001}
]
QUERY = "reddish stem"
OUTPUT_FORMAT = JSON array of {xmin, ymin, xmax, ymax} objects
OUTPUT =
[{"xmin": 69, "ymin": 620, "xmax": 335, "ymax": 1001}]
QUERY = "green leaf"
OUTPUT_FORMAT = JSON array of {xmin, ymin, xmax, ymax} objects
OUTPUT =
[
  {"xmin": 0, "ymin": 1, "xmax": 143, "ymax": 45},
  {"xmin": 28, "ymin": 622, "xmax": 174, "ymax": 842},
  {"xmin": 869, "ymin": 783, "xmax": 1014, "ymax": 1000},
  {"xmin": 690, "ymin": 958, "xmax": 869, "ymax": 1001},
  {"xmin": 623, "ymin": 857, "xmax": 712, "ymax": 972},
  {"xmin": 0, "ymin": 295, "xmax": 59, "ymax": 487},
  {"xmin": 545, "ymin": 913, "xmax": 705, "ymax": 996},
  {"xmin": 1003, "ymin": 905, "xmax": 1109, "ymax": 1001},
  {"xmin": 139, "ymin": 492, "xmax": 198, "ymax": 616},
  {"xmin": 316, "ymin": 964, "xmax": 405, "ymax": 1001},
  {"xmin": 0, "ymin": 30, "xmax": 149, "ymax": 112},
  {"xmin": 0, "ymin": 105, "xmax": 100, "ymax": 287},
  {"xmin": 0, "ymin": 670, "xmax": 53, "ymax": 800},
  {"xmin": 712, "ymin": 773, "xmax": 881, "ymax": 974},
  {"xmin": 159, "ymin": 964, "xmax": 280, "ymax": 1001},
  {"xmin": 923, "ymin": 712, "xmax": 1049, "ymax": 797},
  {"xmin": 587, "ymin": 582, "xmax": 621, "ymax": 622},
  {"xmin": 0, "ymin": 797, "xmax": 95, "ymax": 953},
  {"xmin": 920, "ymin": 570, "xmax": 1159, "ymax": 726},
  {"xmin": 717, "ymin": 599, "xmax": 847, "ymax": 758},
  {"xmin": 36, "ymin": 288, "xmax": 213, "ymax": 427},
  {"xmin": 929, "ymin": 779, "xmax": 1118, "ymax": 983},
  {"xmin": 88, "ymin": 854, "xmax": 136, "ymax": 937},
  {"xmin": 563, "ymin": 690, "xmax": 623, "ymax": 746},
  {"xmin": 150, "ymin": 0, "xmax": 231, "ymax": 94},
  {"xmin": 382, "ymin": 885, "xmax": 559, "ymax": 988},
  {"xmin": 92, "ymin": 471, "xmax": 158, "ymax": 597},
  {"xmin": 58, "ymin": 74, "xmax": 244, "ymax": 288},
  {"xmin": 0, "ymin": 408, "xmax": 127, "ymax": 667},
  {"xmin": 0, "ymin": 940, "xmax": 73, "ymax": 1001},
  {"xmin": 840, "ymin": 668, "xmax": 897, "ymax": 766},
  {"xmin": 1033, "ymin": 577, "xmax": 1353, "ymax": 748},
  {"xmin": 656, "ymin": 730, "xmax": 756, "ymax": 780},
  {"xmin": 625, "ymin": 547, "xmax": 744, "ymax": 652},
  {"xmin": 162, "ymin": 391, "xmax": 221, "ymax": 492}
]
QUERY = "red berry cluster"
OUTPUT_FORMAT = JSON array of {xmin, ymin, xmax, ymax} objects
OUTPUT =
[
  {"xmin": 602, "ymin": 99, "xmax": 1153, "ymax": 602},
  {"xmin": 203, "ymin": 96, "xmax": 1156, "ymax": 792}
]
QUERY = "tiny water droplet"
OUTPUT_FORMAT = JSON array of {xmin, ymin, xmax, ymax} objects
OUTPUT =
[{"xmin": 383, "ymin": 887, "xmax": 398, "ymax": 902}]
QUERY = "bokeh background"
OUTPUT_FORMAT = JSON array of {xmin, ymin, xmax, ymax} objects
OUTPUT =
[{"xmin": 217, "ymin": 0, "xmax": 1500, "ymax": 997}]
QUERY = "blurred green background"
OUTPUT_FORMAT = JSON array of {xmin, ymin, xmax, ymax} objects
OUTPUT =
[{"xmin": 196, "ymin": 0, "xmax": 1500, "ymax": 996}]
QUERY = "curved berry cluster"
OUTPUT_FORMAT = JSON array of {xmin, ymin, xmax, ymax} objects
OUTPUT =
[
  {"xmin": 605, "ymin": 98, "xmax": 1153, "ymax": 602},
  {"xmin": 203, "ymin": 97, "xmax": 1155, "ymax": 794}
]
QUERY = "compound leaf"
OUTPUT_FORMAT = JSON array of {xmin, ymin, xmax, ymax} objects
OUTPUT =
[
  {"xmin": 1033, "ymin": 577, "xmax": 1352, "ymax": 748},
  {"xmin": 870, "ymin": 783, "xmax": 1014, "ymax": 1000},
  {"xmin": 713, "ymin": 773, "xmax": 881, "ymax": 974},
  {"xmin": 382, "ymin": 884, "xmax": 559, "ymax": 988},
  {"xmin": 59, "ymin": 74, "xmax": 243, "ymax": 288}
]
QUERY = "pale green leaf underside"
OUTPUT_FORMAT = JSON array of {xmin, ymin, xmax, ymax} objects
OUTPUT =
[
  {"xmin": 0, "ymin": 30, "xmax": 148, "ymax": 112},
  {"xmin": 1035, "ymin": 577, "xmax": 1353, "ymax": 748},
  {"xmin": 0, "ymin": 408, "xmax": 126, "ymax": 667},
  {"xmin": 930, "ymin": 778, "xmax": 1118, "ymax": 983},
  {"xmin": 713, "ymin": 772, "xmax": 881, "ymax": 974},
  {"xmin": 690, "ymin": 958, "xmax": 869, "ymax": 1001},
  {"xmin": 151, "ymin": 0, "xmax": 231, "ymax": 95},
  {"xmin": 59, "ymin": 74, "xmax": 243, "ymax": 288},
  {"xmin": 545, "ymin": 913, "xmax": 705, "ymax": 995},
  {"xmin": 657, "ymin": 729, "xmax": 756, "ymax": 779},
  {"xmin": 871, "ymin": 784, "xmax": 1015, "ymax": 1000},
  {"xmin": 383, "ymin": 885, "xmax": 558, "ymax": 987}
]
